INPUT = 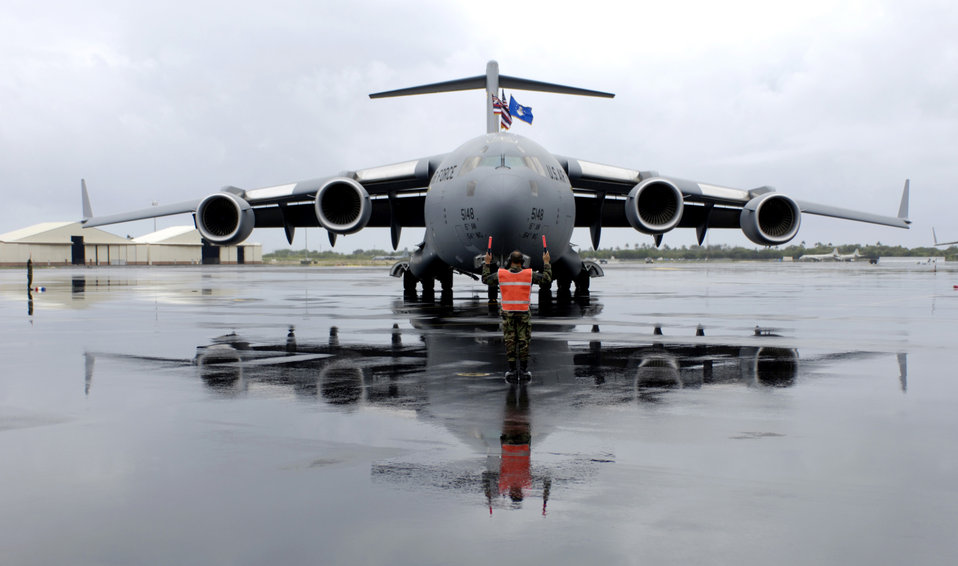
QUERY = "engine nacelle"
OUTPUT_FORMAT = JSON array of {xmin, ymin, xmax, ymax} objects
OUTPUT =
[
  {"xmin": 625, "ymin": 178, "xmax": 685, "ymax": 234},
  {"xmin": 753, "ymin": 347, "xmax": 799, "ymax": 387},
  {"xmin": 194, "ymin": 344, "xmax": 244, "ymax": 389},
  {"xmin": 635, "ymin": 354, "xmax": 682, "ymax": 390},
  {"xmin": 319, "ymin": 361, "xmax": 364, "ymax": 406},
  {"xmin": 739, "ymin": 192, "xmax": 801, "ymax": 246},
  {"xmin": 196, "ymin": 192, "xmax": 255, "ymax": 245},
  {"xmin": 314, "ymin": 177, "xmax": 371, "ymax": 235}
]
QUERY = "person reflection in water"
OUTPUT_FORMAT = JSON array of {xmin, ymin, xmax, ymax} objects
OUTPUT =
[{"xmin": 499, "ymin": 384, "xmax": 532, "ymax": 505}]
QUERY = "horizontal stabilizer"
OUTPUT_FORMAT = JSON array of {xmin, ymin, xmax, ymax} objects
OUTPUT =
[
  {"xmin": 370, "ymin": 76, "xmax": 487, "ymax": 98},
  {"xmin": 370, "ymin": 61, "xmax": 614, "ymax": 135},
  {"xmin": 498, "ymin": 75, "xmax": 614, "ymax": 98},
  {"xmin": 370, "ymin": 74, "xmax": 614, "ymax": 99}
]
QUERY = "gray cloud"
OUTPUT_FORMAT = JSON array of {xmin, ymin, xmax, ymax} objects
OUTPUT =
[{"xmin": 2, "ymin": 1, "xmax": 956, "ymax": 252}]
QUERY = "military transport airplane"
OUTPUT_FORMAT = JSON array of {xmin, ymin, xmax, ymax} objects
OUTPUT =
[
  {"xmin": 81, "ymin": 61, "xmax": 911, "ymax": 295},
  {"xmin": 837, "ymin": 248, "xmax": 863, "ymax": 261},
  {"xmin": 798, "ymin": 248, "xmax": 840, "ymax": 262}
]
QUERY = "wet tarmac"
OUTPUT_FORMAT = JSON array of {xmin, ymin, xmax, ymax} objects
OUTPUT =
[{"xmin": 2, "ymin": 262, "xmax": 957, "ymax": 565}]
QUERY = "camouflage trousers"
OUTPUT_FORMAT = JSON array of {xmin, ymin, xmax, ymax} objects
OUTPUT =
[{"xmin": 501, "ymin": 311, "xmax": 532, "ymax": 362}]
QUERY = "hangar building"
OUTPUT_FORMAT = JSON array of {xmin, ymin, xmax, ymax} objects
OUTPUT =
[{"xmin": 0, "ymin": 222, "xmax": 261, "ymax": 266}]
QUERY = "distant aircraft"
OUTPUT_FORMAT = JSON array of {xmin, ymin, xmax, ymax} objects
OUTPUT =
[
  {"xmin": 836, "ymin": 248, "xmax": 862, "ymax": 261},
  {"xmin": 798, "ymin": 248, "xmax": 840, "ymax": 262},
  {"xmin": 80, "ymin": 61, "xmax": 911, "ymax": 295},
  {"xmin": 798, "ymin": 248, "xmax": 861, "ymax": 262},
  {"xmin": 932, "ymin": 228, "xmax": 958, "ymax": 246}
]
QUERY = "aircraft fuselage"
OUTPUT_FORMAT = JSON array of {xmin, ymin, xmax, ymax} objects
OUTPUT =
[{"xmin": 423, "ymin": 133, "xmax": 574, "ymax": 272}]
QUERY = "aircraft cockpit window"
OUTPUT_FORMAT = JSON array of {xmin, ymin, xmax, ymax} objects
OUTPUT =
[
  {"xmin": 502, "ymin": 156, "xmax": 525, "ymax": 169},
  {"xmin": 459, "ymin": 154, "xmax": 545, "ymax": 175},
  {"xmin": 459, "ymin": 155, "xmax": 507, "ymax": 175},
  {"xmin": 459, "ymin": 156, "xmax": 482, "ymax": 176},
  {"xmin": 522, "ymin": 156, "xmax": 547, "ymax": 177}
]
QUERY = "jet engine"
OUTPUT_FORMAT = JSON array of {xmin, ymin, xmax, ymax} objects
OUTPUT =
[
  {"xmin": 624, "ymin": 178, "xmax": 685, "ymax": 234},
  {"xmin": 634, "ymin": 353, "xmax": 682, "ymax": 389},
  {"xmin": 196, "ymin": 192, "xmax": 255, "ymax": 245},
  {"xmin": 739, "ymin": 192, "xmax": 801, "ymax": 246},
  {"xmin": 319, "ymin": 361, "xmax": 365, "ymax": 406},
  {"xmin": 314, "ymin": 177, "xmax": 372, "ymax": 235},
  {"xmin": 194, "ymin": 344, "xmax": 244, "ymax": 389},
  {"xmin": 752, "ymin": 347, "xmax": 799, "ymax": 387}
]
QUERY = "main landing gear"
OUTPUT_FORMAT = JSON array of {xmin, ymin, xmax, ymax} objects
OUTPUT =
[
  {"xmin": 540, "ymin": 267, "xmax": 592, "ymax": 302},
  {"xmin": 394, "ymin": 263, "xmax": 455, "ymax": 303}
]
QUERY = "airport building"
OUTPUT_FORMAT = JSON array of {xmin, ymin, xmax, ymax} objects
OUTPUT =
[{"xmin": 0, "ymin": 222, "xmax": 261, "ymax": 266}]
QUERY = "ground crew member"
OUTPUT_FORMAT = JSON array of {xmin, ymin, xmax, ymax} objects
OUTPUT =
[{"xmin": 482, "ymin": 249, "xmax": 552, "ymax": 381}]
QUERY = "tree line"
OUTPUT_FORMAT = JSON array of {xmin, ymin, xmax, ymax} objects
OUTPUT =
[
  {"xmin": 586, "ymin": 242, "xmax": 954, "ymax": 261},
  {"xmin": 265, "ymin": 243, "xmax": 956, "ymax": 263}
]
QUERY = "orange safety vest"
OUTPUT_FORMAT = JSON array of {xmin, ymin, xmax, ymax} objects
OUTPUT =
[
  {"xmin": 498, "ymin": 268, "xmax": 533, "ymax": 312},
  {"xmin": 498, "ymin": 443, "xmax": 532, "ymax": 496}
]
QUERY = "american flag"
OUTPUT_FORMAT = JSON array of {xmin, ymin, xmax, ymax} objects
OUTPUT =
[
  {"xmin": 492, "ymin": 93, "xmax": 504, "ymax": 115},
  {"xmin": 492, "ymin": 93, "xmax": 511, "ymax": 130}
]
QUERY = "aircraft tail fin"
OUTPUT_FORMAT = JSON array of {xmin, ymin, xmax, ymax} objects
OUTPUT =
[
  {"xmin": 81, "ymin": 179, "xmax": 93, "ymax": 221},
  {"xmin": 370, "ymin": 61, "xmax": 614, "ymax": 134}
]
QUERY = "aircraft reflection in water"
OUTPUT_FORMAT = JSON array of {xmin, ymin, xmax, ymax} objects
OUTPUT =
[{"xmin": 84, "ymin": 299, "xmax": 906, "ymax": 513}]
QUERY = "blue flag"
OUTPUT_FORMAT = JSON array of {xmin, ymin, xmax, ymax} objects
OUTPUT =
[{"xmin": 509, "ymin": 95, "xmax": 533, "ymax": 125}]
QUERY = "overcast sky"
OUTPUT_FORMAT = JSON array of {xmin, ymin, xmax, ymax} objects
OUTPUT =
[{"xmin": 2, "ymin": 0, "xmax": 956, "ymax": 253}]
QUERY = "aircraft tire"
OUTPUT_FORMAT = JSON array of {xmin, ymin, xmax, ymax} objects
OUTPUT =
[
  {"xmin": 403, "ymin": 270, "xmax": 418, "ymax": 293},
  {"xmin": 438, "ymin": 268, "xmax": 453, "ymax": 292},
  {"xmin": 574, "ymin": 269, "xmax": 591, "ymax": 296}
]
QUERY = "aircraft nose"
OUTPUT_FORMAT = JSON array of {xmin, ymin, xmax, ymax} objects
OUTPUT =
[
  {"xmin": 486, "ymin": 173, "xmax": 532, "ymax": 221},
  {"xmin": 477, "ymin": 173, "xmax": 536, "ymax": 250}
]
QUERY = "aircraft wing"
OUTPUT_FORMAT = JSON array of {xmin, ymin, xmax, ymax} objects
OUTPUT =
[
  {"xmin": 81, "ymin": 154, "xmax": 447, "ymax": 247},
  {"xmin": 557, "ymin": 155, "xmax": 910, "ymax": 247},
  {"xmin": 82, "ymin": 198, "xmax": 202, "ymax": 228},
  {"xmin": 932, "ymin": 228, "xmax": 958, "ymax": 246}
]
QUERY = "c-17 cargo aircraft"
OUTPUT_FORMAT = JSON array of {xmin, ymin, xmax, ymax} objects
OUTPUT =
[{"xmin": 81, "ymin": 61, "xmax": 911, "ymax": 295}]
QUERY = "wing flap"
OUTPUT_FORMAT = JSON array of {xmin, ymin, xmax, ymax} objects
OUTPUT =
[{"xmin": 561, "ymin": 156, "xmax": 754, "ymax": 204}]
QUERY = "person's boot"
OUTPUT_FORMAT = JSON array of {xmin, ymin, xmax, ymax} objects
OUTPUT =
[
  {"xmin": 519, "ymin": 359, "xmax": 532, "ymax": 381},
  {"xmin": 504, "ymin": 360, "xmax": 518, "ymax": 383}
]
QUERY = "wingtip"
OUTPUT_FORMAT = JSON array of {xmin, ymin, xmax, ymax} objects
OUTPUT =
[
  {"xmin": 81, "ymin": 178, "xmax": 93, "ymax": 221},
  {"xmin": 897, "ymin": 179, "xmax": 910, "ymax": 222}
]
